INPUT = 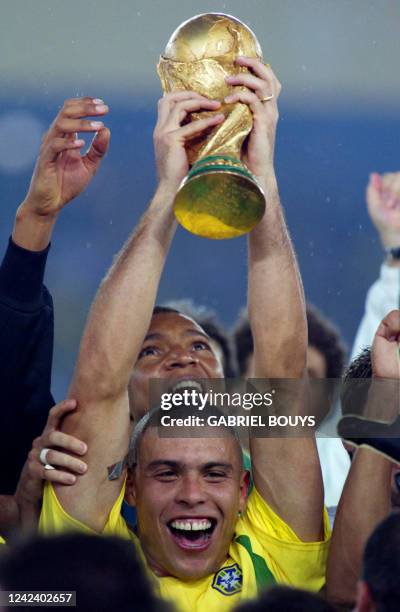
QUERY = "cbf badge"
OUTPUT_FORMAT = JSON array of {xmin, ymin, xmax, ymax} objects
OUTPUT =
[{"xmin": 212, "ymin": 563, "xmax": 243, "ymax": 596}]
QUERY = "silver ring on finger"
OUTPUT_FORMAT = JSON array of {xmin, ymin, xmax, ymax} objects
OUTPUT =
[
  {"xmin": 260, "ymin": 94, "xmax": 274, "ymax": 103},
  {"xmin": 39, "ymin": 447, "xmax": 55, "ymax": 470}
]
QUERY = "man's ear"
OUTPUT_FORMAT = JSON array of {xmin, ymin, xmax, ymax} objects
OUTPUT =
[
  {"xmin": 239, "ymin": 470, "xmax": 251, "ymax": 513},
  {"xmin": 124, "ymin": 467, "xmax": 137, "ymax": 507},
  {"xmin": 355, "ymin": 580, "xmax": 375, "ymax": 612}
]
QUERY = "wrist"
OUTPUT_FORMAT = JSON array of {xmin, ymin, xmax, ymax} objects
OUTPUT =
[
  {"xmin": 13, "ymin": 202, "xmax": 58, "ymax": 251},
  {"xmin": 137, "ymin": 187, "xmax": 178, "ymax": 248},
  {"xmin": 150, "ymin": 182, "xmax": 179, "ymax": 221},
  {"xmin": 378, "ymin": 227, "xmax": 400, "ymax": 250},
  {"xmin": 256, "ymin": 170, "xmax": 278, "ymax": 197},
  {"xmin": 384, "ymin": 246, "xmax": 400, "ymax": 268},
  {"xmin": 17, "ymin": 200, "xmax": 60, "ymax": 224},
  {"xmin": 155, "ymin": 179, "xmax": 181, "ymax": 202}
]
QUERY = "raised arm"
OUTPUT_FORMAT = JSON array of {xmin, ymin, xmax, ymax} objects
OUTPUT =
[
  {"xmin": 0, "ymin": 98, "xmax": 110, "ymax": 494},
  {"xmin": 12, "ymin": 96, "xmax": 110, "ymax": 251},
  {"xmin": 226, "ymin": 58, "xmax": 322, "ymax": 541},
  {"xmin": 54, "ymin": 93, "xmax": 224, "ymax": 530},
  {"xmin": 327, "ymin": 310, "xmax": 400, "ymax": 606}
]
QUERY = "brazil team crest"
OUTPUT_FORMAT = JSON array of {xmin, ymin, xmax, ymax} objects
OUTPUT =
[{"xmin": 212, "ymin": 563, "xmax": 243, "ymax": 596}]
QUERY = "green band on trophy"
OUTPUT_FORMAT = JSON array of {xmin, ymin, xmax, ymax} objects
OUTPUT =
[{"xmin": 188, "ymin": 156, "xmax": 258, "ymax": 182}]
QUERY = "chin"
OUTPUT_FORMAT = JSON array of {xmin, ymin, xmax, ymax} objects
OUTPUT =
[
  {"xmin": 169, "ymin": 560, "xmax": 217, "ymax": 582},
  {"xmin": 163, "ymin": 548, "xmax": 223, "ymax": 582}
]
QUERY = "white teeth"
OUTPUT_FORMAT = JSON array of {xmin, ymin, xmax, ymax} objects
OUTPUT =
[
  {"xmin": 170, "ymin": 519, "xmax": 212, "ymax": 531},
  {"xmin": 171, "ymin": 380, "xmax": 203, "ymax": 393},
  {"xmin": 192, "ymin": 520, "xmax": 212, "ymax": 531}
]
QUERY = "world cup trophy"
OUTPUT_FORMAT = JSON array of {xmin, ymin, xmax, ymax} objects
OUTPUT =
[{"xmin": 158, "ymin": 13, "xmax": 266, "ymax": 239}]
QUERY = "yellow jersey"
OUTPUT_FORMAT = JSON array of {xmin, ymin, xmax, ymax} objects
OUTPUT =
[{"xmin": 40, "ymin": 482, "xmax": 330, "ymax": 612}]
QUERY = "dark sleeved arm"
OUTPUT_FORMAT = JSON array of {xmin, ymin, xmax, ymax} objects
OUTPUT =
[{"xmin": 0, "ymin": 238, "xmax": 55, "ymax": 494}]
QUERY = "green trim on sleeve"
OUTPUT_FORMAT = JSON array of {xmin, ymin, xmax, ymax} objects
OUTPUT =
[{"xmin": 235, "ymin": 534, "xmax": 276, "ymax": 591}]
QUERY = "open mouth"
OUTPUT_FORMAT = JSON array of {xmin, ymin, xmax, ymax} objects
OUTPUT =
[
  {"xmin": 170, "ymin": 379, "xmax": 204, "ymax": 395},
  {"xmin": 167, "ymin": 518, "xmax": 217, "ymax": 550}
]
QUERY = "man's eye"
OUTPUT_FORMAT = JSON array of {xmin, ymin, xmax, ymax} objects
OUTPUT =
[
  {"xmin": 156, "ymin": 471, "xmax": 177, "ymax": 480},
  {"xmin": 192, "ymin": 341, "xmax": 210, "ymax": 351},
  {"xmin": 138, "ymin": 346, "xmax": 159, "ymax": 359},
  {"xmin": 206, "ymin": 471, "xmax": 226, "ymax": 480}
]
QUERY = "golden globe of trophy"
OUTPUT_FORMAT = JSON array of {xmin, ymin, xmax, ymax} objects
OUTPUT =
[{"xmin": 158, "ymin": 13, "xmax": 266, "ymax": 239}]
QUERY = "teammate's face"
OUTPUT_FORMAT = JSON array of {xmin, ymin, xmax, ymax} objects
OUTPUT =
[
  {"xmin": 126, "ymin": 430, "xmax": 248, "ymax": 580},
  {"xmin": 129, "ymin": 313, "xmax": 224, "ymax": 420}
]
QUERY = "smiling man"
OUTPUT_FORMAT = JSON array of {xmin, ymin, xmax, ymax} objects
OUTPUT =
[
  {"xmin": 126, "ymin": 409, "xmax": 248, "ymax": 582},
  {"xmin": 127, "ymin": 307, "xmax": 224, "ymax": 421},
  {"xmin": 39, "ymin": 59, "xmax": 329, "ymax": 610}
]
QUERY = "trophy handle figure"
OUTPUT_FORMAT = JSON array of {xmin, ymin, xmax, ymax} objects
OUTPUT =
[{"xmin": 158, "ymin": 13, "xmax": 266, "ymax": 239}]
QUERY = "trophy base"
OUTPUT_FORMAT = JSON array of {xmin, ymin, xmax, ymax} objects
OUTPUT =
[{"xmin": 173, "ymin": 155, "xmax": 266, "ymax": 239}]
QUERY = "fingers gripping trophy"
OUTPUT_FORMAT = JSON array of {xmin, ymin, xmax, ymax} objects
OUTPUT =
[{"xmin": 158, "ymin": 13, "xmax": 267, "ymax": 239}]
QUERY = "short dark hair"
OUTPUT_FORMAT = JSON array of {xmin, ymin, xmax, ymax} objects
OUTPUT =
[
  {"xmin": 153, "ymin": 305, "xmax": 180, "ymax": 316},
  {"xmin": 129, "ymin": 404, "xmax": 243, "ymax": 470},
  {"xmin": 235, "ymin": 585, "xmax": 335, "ymax": 612},
  {"xmin": 307, "ymin": 303, "xmax": 347, "ymax": 378},
  {"xmin": 162, "ymin": 299, "xmax": 238, "ymax": 377},
  {"xmin": 233, "ymin": 304, "xmax": 347, "ymax": 378},
  {"xmin": 362, "ymin": 512, "xmax": 400, "ymax": 612},
  {"xmin": 340, "ymin": 347, "xmax": 372, "ymax": 415},
  {"xmin": 0, "ymin": 534, "xmax": 168, "ymax": 612}
]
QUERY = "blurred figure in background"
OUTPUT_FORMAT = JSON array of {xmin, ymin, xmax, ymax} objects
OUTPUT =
[
  {"xmin": 352, "ymin": 172, "xmax": 400, "ymax": 360},
  {"xmin": 235, "ymin": 585, "xmax": 335, "ymax": 612},
  {"xmin": 0, "ymin": 533, "xmax": 168, "ymax": 612},
  {"xmin": 354, "ymin": 513, "xmax": 400, "ymax": 612},
  {"xmin": 233, "ymin": 303, "xmax": 347, "ymax": 381},
  {"xmin": 232, "ymin": 303, "xmax": 350, "ymax": 510},
  {"xmin": 345, "ymin": 170, "xmax": 400, "ymax": 513}
]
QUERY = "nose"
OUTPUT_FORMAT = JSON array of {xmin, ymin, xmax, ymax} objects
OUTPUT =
[
  {"xmin": 164, "ymin": 345, "xmax": 198, "ymax": 370},
  {"xmin": 175, "ymin": 474, "xmax": 206, "ymax": 507}
]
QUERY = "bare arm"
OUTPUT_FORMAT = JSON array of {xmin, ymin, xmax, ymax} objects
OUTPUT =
[
  {"xmin": 248, "ymin": 183, "xmax": 322, "ymax": 542},
  {"xmin": 54, "ymin": 188, "xmax": 178, "ymax": 529},
  {"xmin": 227, "ymin": 58, "xmax": 322, "ymax": 541},
  {"xmin": 55, "ymin": 93, "xmax": 225, "ymax": 530},
  {"xmin": 1, "ymin": 98, "xmax": 109, "ymax": 495},
  {"xmin": 326, "ymin": 448, "xmax": 391, "ymax": 606},
  {"xmin": 248, "ymin": 180, "xmax": 306, "ymax": 379},
  {"xmin": 327, "ymin": 310, "xmax": 400, "ymax": 605}
]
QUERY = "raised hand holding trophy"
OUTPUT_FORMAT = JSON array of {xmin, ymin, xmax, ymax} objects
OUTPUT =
[{"xmin": 158, "ymin": 13, "xmax": 266, "ymax": 239}]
